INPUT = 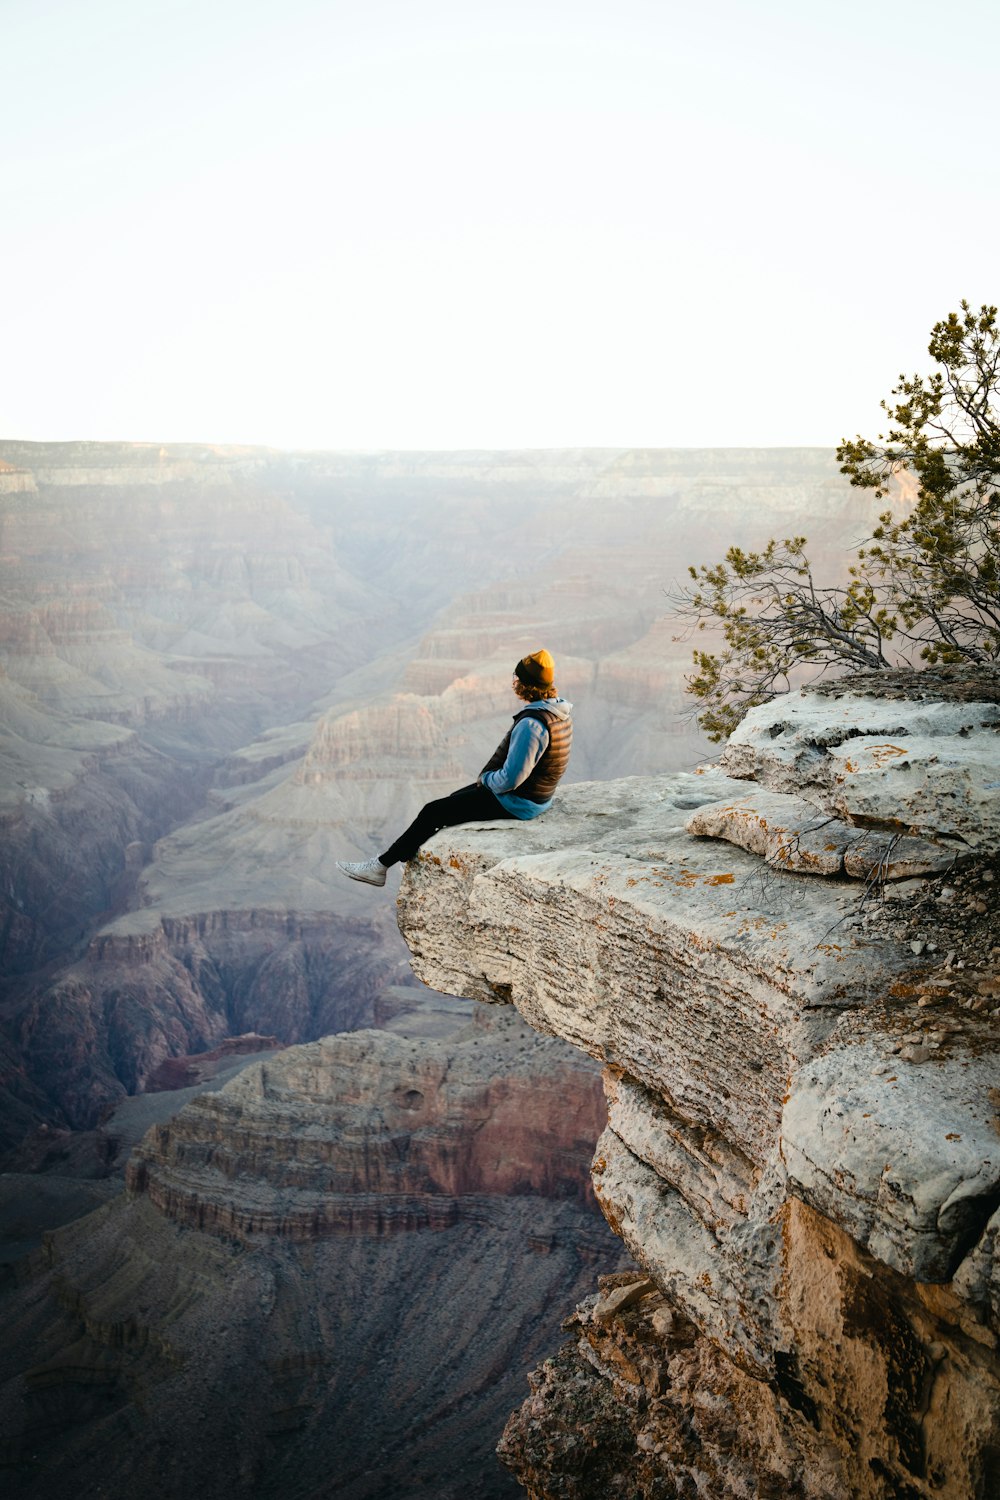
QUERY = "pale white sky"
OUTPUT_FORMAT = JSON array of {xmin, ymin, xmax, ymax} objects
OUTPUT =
[{"xmin": 3, "ymin": 0, "xmax": 998, "ymax": 449}]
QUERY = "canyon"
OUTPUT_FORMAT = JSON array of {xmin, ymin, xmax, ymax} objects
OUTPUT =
[
  {"xmin": 0, "ymin": 440, "xmax": 917, "ymax": 1495},
  {"xmin": 0, "ymin": 440, "xmax": 865, "ymax": 1148}
]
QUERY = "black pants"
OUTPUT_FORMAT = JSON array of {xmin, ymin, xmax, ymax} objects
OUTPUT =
[{"xmin": 380, "ymin": 783, "xmax": 516, "ymax": 867}]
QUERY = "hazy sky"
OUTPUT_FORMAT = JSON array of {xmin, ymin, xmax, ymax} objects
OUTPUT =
[{"xmin": 3, "ymin": 0, "xmax": 998, "ymax": 449}]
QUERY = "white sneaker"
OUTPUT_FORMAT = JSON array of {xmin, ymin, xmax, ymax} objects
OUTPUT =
[{"xmin": 336, "ymin": 857, "xmax": 387, "ymax": 887}]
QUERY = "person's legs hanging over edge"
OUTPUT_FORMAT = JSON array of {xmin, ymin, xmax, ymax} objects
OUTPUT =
[{"xmin": 336, "ymin": 784, "xmax": 515, "ymax": 885}]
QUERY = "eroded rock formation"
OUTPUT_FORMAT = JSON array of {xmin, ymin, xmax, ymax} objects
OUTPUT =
[
  {"xmin": 127, "ymin": 1005, "xmax": 607, "ymax": 1237},
  {"xmin": 0, "ymin": 1004, "xmax": 623, "ymax": 1500},
  {"xmin": 14, "ymin": 910, "xmax": 393, "ymax": 1132},
  {"xmin": 396, "ymin": 669, "xmax": 1000, "ymax": 1500}
]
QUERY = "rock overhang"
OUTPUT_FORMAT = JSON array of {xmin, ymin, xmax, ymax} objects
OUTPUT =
[
  {"xmin": 402, "ymin": 773, "xmax": 927, "ymax": 997},
  {"xmin": 397, "ymin": 771, "xmax": 952, "ymax": 1180}
]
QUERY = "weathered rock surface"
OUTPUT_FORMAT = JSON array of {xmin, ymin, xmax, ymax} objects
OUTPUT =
[
  {"xmin": 720, "ymin": 674, "xmax": 1000, "ymax": 852},
  {"xmin": 782, "ymin": 1005, "xmax": 999, "ymax": 1282},
  {"xmin": 397, "ymin": 771, "xmax": 924, "ymax": 1161},
  {"xmin": 686, "ymin": 787, "xmax": 956, "ymax": 880},
  {"xmin": 396, "ymin": 675, "xmax": 1000, "ymax": 1500}
]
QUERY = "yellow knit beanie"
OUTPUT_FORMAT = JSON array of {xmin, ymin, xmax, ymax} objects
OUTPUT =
[{"xmin": 515, "ymin": 648, "xmax": 555, "ymax": 688}]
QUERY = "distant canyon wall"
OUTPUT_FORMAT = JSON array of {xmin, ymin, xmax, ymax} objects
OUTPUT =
[{"xmin": 127, "ymin": 1008, "xmax": 608, "ymax": 1238}]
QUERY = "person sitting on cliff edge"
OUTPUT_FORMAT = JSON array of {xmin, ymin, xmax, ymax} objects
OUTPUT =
[{"xmin": 336, "ymin": 648, "xmax": 573, "ymax": 888}]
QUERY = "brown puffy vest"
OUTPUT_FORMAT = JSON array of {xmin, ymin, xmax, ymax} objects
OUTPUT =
[{"xmin": 480, "ymin": 705, "xmax": 573, "ymax": 804}]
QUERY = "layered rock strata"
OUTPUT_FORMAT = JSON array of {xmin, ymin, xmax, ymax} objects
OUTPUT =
[
  {"xmin": 396, "ymin": 674, "xmax": 1000, "ymax": 1500},
  {"xmin": 0, "ymin": 1004, "xmax": 623, "ymax": 1500},
  {"xmin": 127, "ymin": 1006, "xmax": 607, "ymax": 1238},
  {"xmin": 13, "ymin": 909, "xmax": 394, "ymax": 1135}
]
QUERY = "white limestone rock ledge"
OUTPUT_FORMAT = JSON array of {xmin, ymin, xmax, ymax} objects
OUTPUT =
[
  {"xmin": 397, "ymin": 771, "xmax": 926, "ymax": 1167},
  {"xmin": 685, "ymin": 787, "xmax": 956, "ymax": 879},
  {"xmin": 396, "ymin": 680, "xmax": 1000, "ymax": 1500},
  {"xmin": 720, "ymin": 683, "xmax": 1000, "ymax": 849}
]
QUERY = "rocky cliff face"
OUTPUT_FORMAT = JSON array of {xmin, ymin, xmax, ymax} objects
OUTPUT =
[
  {"xmin": 0, "ymin": 1003, "xmax": 623, "ymax": 1500},
  {"xmin": 396, "ymin": 668, "xmax": 1000, "ymax": 1500},
  {"xmin": 14, "ymin": 910, "xmax": 394, "ymax": 1133}
]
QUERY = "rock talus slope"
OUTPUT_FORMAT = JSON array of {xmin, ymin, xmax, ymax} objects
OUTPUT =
[{"xmin": 397, "ymin": 669, "xmax": 1000, "ymax": 1500}]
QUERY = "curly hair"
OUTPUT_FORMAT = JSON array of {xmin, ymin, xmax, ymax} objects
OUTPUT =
[{"xmin": 513, "ymin": 679, "xmax": 557, "ymax": 703}]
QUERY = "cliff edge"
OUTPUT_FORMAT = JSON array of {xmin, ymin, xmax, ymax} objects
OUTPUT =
[{"xmin": 396, "ymin": 670, "xmax": 1000, "ymax": 1500}]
